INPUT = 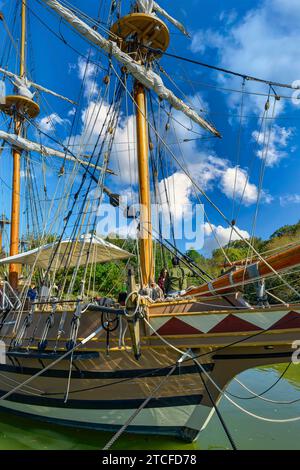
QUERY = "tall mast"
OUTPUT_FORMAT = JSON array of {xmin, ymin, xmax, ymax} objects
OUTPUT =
[
  {"xmin": 110, "ymin": 8, "xmax": 170, "ymax": 287},
  {"xmin": 134, "ymin": 83, "xmax": 153, "ymax": 286},
  {"xmin": 9, "ymin": 0, "xmax": 27, "ymax": 288}
]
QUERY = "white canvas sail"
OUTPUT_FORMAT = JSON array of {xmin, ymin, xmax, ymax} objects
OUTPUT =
[
  {"xmin": 0, "ymin": 130, "xmax": 113, "ymax": 173},
  {"xmin": 153, "ymin": 2, "xmax": 190, "ymax": 37},
  {"xmin": 12, "ymin": 76, "xmax": 35, "ymax": 100},
  {"xmin": 137, "ymin": 0, "xmax": 154, "ymax": 13},
  {"xmin": 41, "ymin": 0, "xmax": 220, "ymax": 137}
]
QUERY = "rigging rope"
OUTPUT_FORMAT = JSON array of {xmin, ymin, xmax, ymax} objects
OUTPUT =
[
  {"xmin": 102, "ymin": 363, "xmax": 178, "ymax": 450},
  {"xmin": 146, "ymin": 47, "xmax": 300, "ymax": 91},
  {"xmin": 145, "ymin": 317, "xmax": 300, "ymax": 424}
]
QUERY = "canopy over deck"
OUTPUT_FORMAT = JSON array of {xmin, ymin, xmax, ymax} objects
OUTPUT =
[{"xmin": 0, "ymin": 234, "xmax": 133, "ymax": 271}]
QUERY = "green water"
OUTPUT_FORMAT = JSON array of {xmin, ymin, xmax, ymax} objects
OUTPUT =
[{"xmin": 0, "ymin": 364, "xmax": 300, "ymax": 450}]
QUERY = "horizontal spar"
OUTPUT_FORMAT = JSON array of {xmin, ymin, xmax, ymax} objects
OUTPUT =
[
  {"xmin": 0, "ymin": 131, "xmax": 115, "ymax": 174},
  {"xmin": 182, "ymin": 244, "xmax": 300, "ymax": 297},
  {"xmin": 41, "ymin": 0, "xmax": 220, "ymax": 137},
  {"xmin": 0, "ymin": 66, "xmax": 76, "ymax": 105}
]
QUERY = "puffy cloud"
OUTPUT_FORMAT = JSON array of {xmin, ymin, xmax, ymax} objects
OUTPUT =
[
  {"xmin": 220, "ymin": 166, "xmax": 258, "ymax": 206},
  {"xmin": 67, "ymin": 98, "xmax": 137, "ymax": 185},
  {"xmin": 66, "ymin": 54, "xmax": 271, "ymax": 214},
  {"xmin": 190, "ymin": 30, "xmax": 224, "ymax": 55},
  {"xmin": 220, "ymin": 166, "xmax": 273, "ymax": 205},
  {"xmin": 203, "ymin": 222, "xmax": 250, "ymax": 253},
  {"xmin": 161, "ymin": 102, "xmax": 270, "ymax": 206},
  {"xmin": 219, "ymin": 10, "xmax": 238, "ymax": 26},
  {"xmin": 190, "ymin": 0, "xmax": 300, "ymax": 114},
  {"xmin": 280, "ymin": 194, "xmax": 300, "ymax": 206},
  {"xmin": 253, "ymin": 125, "xmax": 294, "ymax": 166},
  {"xmin": 68, "ymin": 107, "xmax": 76, "ymax": 117},
  {"xmin": 76, "ymin": 56, "xmax": 100, "ymax": 99},
  {"xmin": 158, "ymin": 172, "xmax": 193, "ymax": 221},
  {"xmin": 38, "ymin": 112, "xmax": 67, "ymax": 133}
]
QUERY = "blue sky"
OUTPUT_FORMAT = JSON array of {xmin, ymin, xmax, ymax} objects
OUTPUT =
[{"xmin": 0, "ymin": 0, "xmax": 300, "ymax": 255}]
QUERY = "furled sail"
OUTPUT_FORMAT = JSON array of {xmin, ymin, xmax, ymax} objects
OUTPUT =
[
  {"xmin": 0, "ymin": 66, "xmax": 76, "ymax": 105},
  {"xmin": 0, "ymin": 130, "xmax": 114, "ymax": 173},
  {"xmin": 12, "ymin": 76, "xmax": 35, "ymax": 100},
  {"xmin": 137, "ymin": 0, "xmax": 154, "ymax": 14},
  {"xmin": 182, "ymin": 244, "xmax": 300, "ymax": 298},
  {"xmin": 41, "ymin": 0, "xmax": 220, "ymax": 137},
  {"xmin": 153, "ymin": 2, "xmax": 190, "ymax": 37}
]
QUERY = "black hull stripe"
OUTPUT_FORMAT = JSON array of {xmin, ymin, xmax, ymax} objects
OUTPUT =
[
  {"xmin": 0, "ymin": 363, "xmax": 213, "ymax": 379},
  {"xmin": 0, "ymin": 390, "xmax": 203, "ymax": 409},
  {"xmin": 214, "ymin": 351, "xmax": 292, "ymax": 360},
  {"xmin": 7, "ymin": 351, "xmax": 99, "ymax": 360}
]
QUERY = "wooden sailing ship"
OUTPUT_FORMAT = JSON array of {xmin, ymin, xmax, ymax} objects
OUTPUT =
[{"xmin": 0, "ymin": 0, "xmax": 299, "ymax": 444}]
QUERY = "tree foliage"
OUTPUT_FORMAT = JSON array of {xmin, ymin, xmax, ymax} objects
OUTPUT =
[{"xmin": 22, "ymin": 220, "xmax": 300, "ymax": 303}]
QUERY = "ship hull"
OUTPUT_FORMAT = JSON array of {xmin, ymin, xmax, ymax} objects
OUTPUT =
[
  {"xmin": 0, "ymin": 396, "xmax": 212, "ymax": 442},
  {"xmin": 0, "ymin": 300, "xmax": 299, "ymax": 442}
]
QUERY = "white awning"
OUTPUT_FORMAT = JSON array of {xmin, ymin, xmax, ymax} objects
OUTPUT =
[{"xmin": 0, "ymin": 234, "xmax": 133, "ymax": 271}]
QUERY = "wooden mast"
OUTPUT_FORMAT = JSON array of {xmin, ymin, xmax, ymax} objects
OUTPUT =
[
  {"xmin": 110, "ymin": 11, "xmax": 170, "ymax": 287},
  {"xmin": 9, "ymin": 0, "xmax": 27, "ymax": 289},
  {"xmin": 134, "ymin": 82, "xmax": 153, "ymax": 287}
]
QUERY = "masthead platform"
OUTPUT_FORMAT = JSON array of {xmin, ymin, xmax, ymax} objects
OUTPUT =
[
  {"xmin": 110, "ymin": 13, "xmax": 170, "ymax": 59},
  {"xmin": 0, "ymin": 95, "xmax": 40, "ymax": 119}
]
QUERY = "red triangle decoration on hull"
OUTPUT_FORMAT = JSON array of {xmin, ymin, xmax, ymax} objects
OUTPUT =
[
  {"xmin": 156, "ymin": 317, "xmax": 203, "ymax": 335},
  {"xmin": 270, "ymin": 311, "xmax": 300, "ymax": 330},
  {"xmin": 209, "ymin": 315, "xmax": 262, "ymax": 333}
]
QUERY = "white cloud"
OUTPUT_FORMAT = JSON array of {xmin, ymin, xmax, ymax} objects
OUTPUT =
[
  {"xmin": 219, "ymin": 166, "xmax": 273, "ymax": 206},
  {"xmin": 158, "ymin": 172, "xmax": 193, "ymax": 221},
  {"xmin": 68, "ymin": 107, "xmax": 76, "ymax": 117},
  {"xmin": 220, "ymin": 166, "xmax": 259, "ymax": 206},
  {"xmin": 67, "ymin": 54, "xmax": 271, "ymax": 217},
  {"xmin": 161, "ymin": 102, "xmax": 271, "ymax": 205},
  {"xmin": 203, "ymin": 222, "xmax": 250, "ymax": 253},
  {"xmin": 77, "ymin": 56, "xmax": 100, "ymax": 99},
  {"xmin": 190, "ymin": 30, "xmax": 223, "ymax": 54},
  {"xmin": 190, "ymin": 0, "xmax": 300, "ymax": 114},
  {"xmin": 67, "ymin": 99, "xmax": 138, "ymax": 185},
  {"xmin": 108, "ymin": 219, "xmax": 139, "ymax": 240},
  {"xmin": 280, "ymin": 194, "xmax": 300, "ymax": 206},
  {"xmin": 38, "ymin": 112, "xmax": 69, "ymax": 133},
  {"xmin": 253, "ymin": 125, "xmax": 294, "ymax": 166},
  {"xmin": 219, "ymin": 10, "xmax": 238, "ymax": 26}
]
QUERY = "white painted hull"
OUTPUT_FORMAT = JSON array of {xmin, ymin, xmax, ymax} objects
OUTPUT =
[{"xmin": 0, "ymin": 398, "xmax": 214, "ymax": 442}]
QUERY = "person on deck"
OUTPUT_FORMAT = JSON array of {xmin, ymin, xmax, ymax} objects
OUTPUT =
[
  {"xmin": 165, "ymin": 257, "xmax": 192, "ymax": 296},
  {"xmin": 150, "ymin": 279, "xmax": 163, "ymax": 301},
  {"xmin": 158, "ymin": 268, "xmax": 168, "ymax": 294},
  {"xmin": 27, "ymin": 285, "xmax": 37, "ymax": 302}
]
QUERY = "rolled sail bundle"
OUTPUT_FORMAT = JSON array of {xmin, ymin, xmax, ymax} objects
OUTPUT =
[
  {"xmin": 41, "ymin": 0, "xmax": 220, "ymax": 137},
  {"xmin": 0, "ymin": 66, "xmax": 76, "ymax": 104},
  {"xmin": 182, "ymin": 244, "xmax": 300, "ymax": 298},
  {"xmin": 137, "ymin": 0, "xmax": 154, "ymax": 13},
  {"xmin": 153, "ymin": 2, "xmax": 190, "ymax": 37},
  {"xmin": 0, "ymin": 130, "xmax": 114, "ymax": 173}
]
